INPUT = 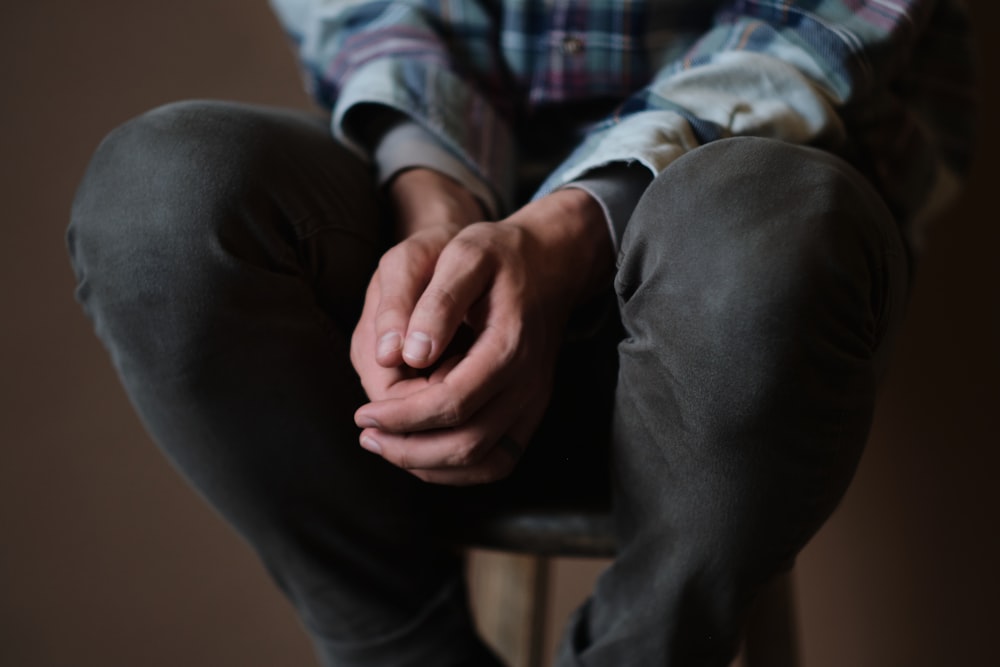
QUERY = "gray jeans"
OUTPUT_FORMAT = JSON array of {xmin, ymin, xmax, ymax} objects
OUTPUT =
[{"xmin": 68, "ymin": 101, "xmax": 910, "ymax": 667}]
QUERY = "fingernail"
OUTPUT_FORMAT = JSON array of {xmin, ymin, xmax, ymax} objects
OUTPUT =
[
  {"xmin": 377, "ymin": 331, "xmax": 401, "ymax": 359},
  {"xmin": 356, "ymin": 414, "xmax": 381, "ymax": 429},
  {"xmin": 360, "ymin": 436, "xmax": 382, "ymax": 455},
  {"xmin": 403, "ymin": 332, "xmax": 432, "ymax": 363}
]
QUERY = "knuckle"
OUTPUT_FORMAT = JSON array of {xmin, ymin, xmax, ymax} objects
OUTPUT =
[
  {"xmin": 395, "ymin": 446, "xmax": 415, "ymax": 470},
  {"xmin": 446, "ymin": 235, "xmax": 492, "ymax": 267},
  {"xmin": 377, "ymin": 247, "xmax": 402, "ymax": 273},
  {"xmin": 419, "ymin": 286, "xmax": 460, "ymax": 319},
  {"xmin": 451, "ymin": 234, "xmax": 483, "ymax": 253},
  {"xmin": 375, "ymin": 295, "xmax": 408, "ymax": 323},
  {"xmin": 436, "ymin": 396, "xmax": 468, "ymax": 428},
  {"xmin": 496, "ymin": 333, "xmax": 521, "ymax": 366},
  {"xmin": 447, "ymin": 439, "xmax": 483, "ymax": 467},
  {"xmin": 482, "ymin": 327, "xmax": 521, "ymax": 372},
  {"xmin": 379, "ymin": 243, "xmax": 429, "ymax": 279}
]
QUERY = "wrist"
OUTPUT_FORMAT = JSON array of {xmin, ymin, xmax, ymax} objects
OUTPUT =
[
  {"xmin": 388, "ymin": 168, "xmax": 485, "ymax": 239},
  {"xmin": 503, "ymin": 188, "xmax": 615, "ymax": 307}
]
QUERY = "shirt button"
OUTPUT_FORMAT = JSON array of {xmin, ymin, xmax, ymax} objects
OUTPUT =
[{"xmin": 561, "ymin": 35, "xmax": 585, "ymax": 55}]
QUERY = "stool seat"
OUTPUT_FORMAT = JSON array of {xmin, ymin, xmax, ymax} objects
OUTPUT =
[
  {"xmin": 463, "ymin": 509, "xmax": 617, "ymax": 557},
  {"xmin": 466, "ymin": 508, "xmax": 800, "ymax": 667}
]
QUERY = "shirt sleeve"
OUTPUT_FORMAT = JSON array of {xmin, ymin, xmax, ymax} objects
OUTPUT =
[
  {"xmin": 367, "ymin": 113, "xmax": 649, "ymax": 253},
  {"xmin": 370, "ymin": 114, "xmax": 500, "ymax": 220},
  {"xmin": 370, "ymin": 114, "xmax": 650, "ymax": 250},
  {"xmin": 269, "ymin": 0, "xmax": 518, "ymax": 212},
  {"xmin": 562, "ymin": 164, "xmax": 653, "ymax": 254},
  {"xmin": 535, "ymin": 0, "xmax": 976, "ymax": 244}
]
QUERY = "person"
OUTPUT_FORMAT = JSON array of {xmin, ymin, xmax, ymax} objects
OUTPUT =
[{"xmin": 67, "ymin": 0, "xmax": 975, "ymax": 665}]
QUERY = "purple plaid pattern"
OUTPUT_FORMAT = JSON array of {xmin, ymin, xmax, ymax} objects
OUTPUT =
[{"xmin": 271, "ymin": 0, "xmax": 975, "ymax": 237}]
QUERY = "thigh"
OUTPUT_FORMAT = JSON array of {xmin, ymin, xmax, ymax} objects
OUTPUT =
[
  {"xmin": 559, "ymin": 136, "xmax": 911, "ymax": 667},
  {"xmin": 68, "ymin": 100, "xmax": 470, "ymax": 644}
]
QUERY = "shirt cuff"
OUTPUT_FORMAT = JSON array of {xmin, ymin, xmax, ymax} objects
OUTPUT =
[
  {"xmin": 561, "ymin": 162, "xmax": 653, "ymax": 254},
  {"xmin": 371, "ymin": 114, "xmax": 500, "ymax": 220}
]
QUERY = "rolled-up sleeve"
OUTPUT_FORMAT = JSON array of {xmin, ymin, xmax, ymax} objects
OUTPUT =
[
  {"xmin": 270, "ymin": 0, "xmax": 518, "ymax": 210},
  {"xmin": 536, "ymin": 0, "xmax": 975, "ymax": 243}
]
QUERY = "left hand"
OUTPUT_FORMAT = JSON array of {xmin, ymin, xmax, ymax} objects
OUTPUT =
[{"xmin": 353, "ymin": 188, "xmax": 613, "ymax": 485}]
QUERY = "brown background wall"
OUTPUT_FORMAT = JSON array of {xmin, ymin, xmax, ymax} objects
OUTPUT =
[{"xmin": 1, "ymin": 2, "xmax": 996, "ymax": 665}]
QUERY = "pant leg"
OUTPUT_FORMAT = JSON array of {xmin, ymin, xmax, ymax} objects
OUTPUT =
[
  {"xmin": 557, "ymin": 137, "xmax": 911, "ymax": 666},
  {"xmin": 67, "ymin": 100, "xmax": 503, "ymax": 667}
]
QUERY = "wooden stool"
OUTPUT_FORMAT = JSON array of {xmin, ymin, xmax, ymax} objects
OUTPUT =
[{"xmin": 465, "ymin": 509, "xmax": 799, "ymax": 667}]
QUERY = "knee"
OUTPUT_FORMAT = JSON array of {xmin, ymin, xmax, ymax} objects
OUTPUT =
[
  {"xmin": 616, "ymin": 137, "xmax": 908, "ymax": 347},
  {"xmin": 70, "ymin": 100, "xmax": 273, "ymax": 243},
  {"xmin": 621, "ymin": 136, "xmax": 903, "ymax": 278},
  {"xmin": 69, "ymin": 100, "xmax": 375, "ymax": 281},
  {"xmin": 67, "ymin": 103, "xmax": 232, "ymax": 319},
  {"xmin": 68, "ymin": 101, "xmax": 380, "ymax": 369},
  {"xmin": 78, "ymin": 100, "xmax": 251, "ymax": 187},
  {"xmin": 69, "ymin": 102, "xmax": 234, "ymax": 266}
]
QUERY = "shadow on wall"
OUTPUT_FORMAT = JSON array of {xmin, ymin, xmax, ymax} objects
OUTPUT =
[{"xmin": 794, "ymin": 1, "xmax": 1000, "ymax": 662}]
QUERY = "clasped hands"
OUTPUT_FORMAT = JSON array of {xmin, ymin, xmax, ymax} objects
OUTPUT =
[{"xmin": 350, "ymin": 169, "xmax": 612, "ymax": 486}]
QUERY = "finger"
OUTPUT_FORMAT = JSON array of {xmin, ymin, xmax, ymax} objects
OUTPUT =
[
  {"xmin": 361, "ymin": 428, "xmax": 525, "ymax": 486},
  {"xmin": 373, "ymin": 243, "xmax": 437, "ymax": 367},
  {"xmin": 372, "ymin": 351, "xmax": 465, "ymax": 402},
  {"xmin": 358, "ymin": 427, "xmax": 489, "ymax": 471},
  {"xmin": 357, "ymin": 388, "xmax": 516, "ymax": 469},
  {"xmin": 351, "ymin": 275, "xmax": 410, "ymax": 398},
  {"xmin": 410, "ymin": 445, "xmax": 521, "ymax": 485},
  {"xmin": 402, "ymin": 236, "xmax": 494, "ymax": 369},
  {"xmin": 408, "ymin": 435, "xmax": 525, "ymax": 486},
  {"xmin": 355, "ymin": 322, "xmax": 517, "ymax": 432},
  {"xmin": 406, "ymin": 394, "xmax": 547, "ymax": 487},
  {"xmin": 355, "ymin": 327, "xmax": 470, "ymax": 406},
  {"xmin": 357, "ymin": 352, "xmax": 552, "ymax": 488}
]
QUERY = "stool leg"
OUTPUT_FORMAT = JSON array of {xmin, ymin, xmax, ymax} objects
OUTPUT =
[{"xmin": 469, "ymin": 550, "xmax": 552, "ymax": 667}]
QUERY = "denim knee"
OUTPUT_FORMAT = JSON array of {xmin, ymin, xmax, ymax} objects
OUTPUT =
[
  {"xmin": 615, "ymin": 136, "xmax": 909, "ymax": 364},
  {"xmin": 69, "ymin": 103, "xmax": 239, "ymax": 351},
  {"xmin": 68, "ymin": 99, "xmax": 307, "ymax": 275},
  {"xmin": 68, "ymin": 101, "xmax": 326, "ymax": 373}
]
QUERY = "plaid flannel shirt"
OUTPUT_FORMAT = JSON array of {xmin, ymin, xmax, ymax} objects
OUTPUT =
[{"xmin": 271, "ymin": 0, "xmax": 975, "ymax": 245}]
